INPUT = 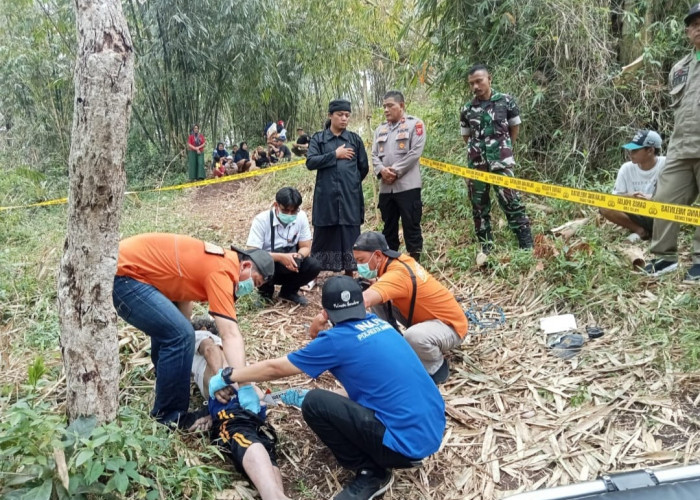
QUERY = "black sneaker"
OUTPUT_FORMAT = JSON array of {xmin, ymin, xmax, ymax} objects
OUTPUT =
[
  {"xmin": 334, "ymin": 469, "xmax": 393, "ymax": 500},
  {"xmin": 430, "ymin": 358, "xmax": 449, "ymax": 385},
  {"xmin": 684, "ymin": 264, "xmax": 700, "ymax": 283},
  {"xmin": 279, "ymin": 291, "xmax": 309, "ymax": 306},
  {"xmin": 641, "ymin": 259, "xmax": 679, "ymax": 277}
]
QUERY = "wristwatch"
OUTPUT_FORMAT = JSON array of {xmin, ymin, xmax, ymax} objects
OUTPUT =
[{"xmin": 222, "ymin": 367, "xmax": 234, "ymax": 384}]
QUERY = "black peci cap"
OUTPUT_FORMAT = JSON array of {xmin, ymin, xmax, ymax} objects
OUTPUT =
[{"xmin": 328, "ymin": 99, "xmax": 352, "ymax": 114}]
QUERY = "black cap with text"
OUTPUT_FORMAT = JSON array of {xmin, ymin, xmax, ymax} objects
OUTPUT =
[{"xmin": 321, "ymin": 276, "xmax": 367, "ymax": 324}]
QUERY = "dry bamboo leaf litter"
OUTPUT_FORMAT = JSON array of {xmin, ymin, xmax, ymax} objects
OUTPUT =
[{"xmin": 5, "ymin": 178, "xmax": 698, "ymax": 500}]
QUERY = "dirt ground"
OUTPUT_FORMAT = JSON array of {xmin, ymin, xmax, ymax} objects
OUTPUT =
[{"xmin": 177, "ymin": 177, "xmax": 700, "ymax": 500}]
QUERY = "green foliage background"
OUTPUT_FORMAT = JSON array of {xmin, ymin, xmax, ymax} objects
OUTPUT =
[{"xmin": 1, "ymin": 0, "xmax": 693, "ymax": 201}]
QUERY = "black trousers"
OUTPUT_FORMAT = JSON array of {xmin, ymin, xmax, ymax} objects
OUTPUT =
[
  {"xmin": 301, "ymin": 389, "xmax": 416, "ymax": 472},
  {"xmin": 378, "ymin": 188, "xmax": 423, "ymax": 259},
  {"xmin": 258, "ymin": 256, "xmax": 321, "ymax": 297}
]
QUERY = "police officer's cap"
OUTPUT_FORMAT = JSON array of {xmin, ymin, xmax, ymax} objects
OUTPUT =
[
  {"xmin": 685, "ymin": 3, "xmax": 700, "ymax": 25},
  {"xmin": 353, "ymin": 231, "xmax": 401, "ymax": 258}
]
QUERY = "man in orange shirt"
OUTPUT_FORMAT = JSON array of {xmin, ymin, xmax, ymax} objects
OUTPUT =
[
  {"xmin": 113, "ymin": 233, "xmax": 274, "ymax": 428},
  {"xmin": 351, "ymin": 231, "xmax": 468, "ymax": 384}
]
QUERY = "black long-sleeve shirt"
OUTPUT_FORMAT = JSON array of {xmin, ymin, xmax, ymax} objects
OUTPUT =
[{"xmin": 306, "ymin": 128, "xmax": 369, "ymax": 226}]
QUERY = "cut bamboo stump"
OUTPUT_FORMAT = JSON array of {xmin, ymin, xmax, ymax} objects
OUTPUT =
[{"xmin": 620, "ymin": 245, "xmax": 646, "ymax": 270}]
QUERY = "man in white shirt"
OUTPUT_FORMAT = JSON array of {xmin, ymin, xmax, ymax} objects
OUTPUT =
[
  {"xmin": 600, "ymin": 130, "xmax": 666, "ymax": 242},
  {"xmin": 247, "ymin": 187, "xmax": 321, "ymax": 306}
]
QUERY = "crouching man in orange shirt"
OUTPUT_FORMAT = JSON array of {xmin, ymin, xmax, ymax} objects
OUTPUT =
[
  {"xmin": 351, "ymin": 231, "xmax": 467, "ymax": 384},
  {"xmin": 113, "ymin": 233, "xmax": 274, "ymax": 428}
]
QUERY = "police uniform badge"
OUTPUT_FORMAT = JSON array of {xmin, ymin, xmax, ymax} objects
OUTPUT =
[
  {"xmin": 399, "ymin": 142, "xmax": 405, "ymax": 149},
  {"xmin": 416, "ymin": 122, "xmax": 424, "ymax": 136}
]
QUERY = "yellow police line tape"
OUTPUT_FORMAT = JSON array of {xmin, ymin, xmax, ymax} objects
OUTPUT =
[
  {"xmin": 4, "ymin": 156, "xmax": 700, "ymax": 227},
  {"xmin": 0, "ymin": 159, "xmax": 305, "ymax": 212},
  {"xmin": 420, "ymin": 157, "xmax": 700, "ymax": 226}
]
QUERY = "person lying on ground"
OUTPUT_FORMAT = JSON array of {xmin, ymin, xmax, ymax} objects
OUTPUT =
[
  {"xmin": 210, "ymin": 276, "xmax": 446, "ymax": 500},
  {"xmin": 345, "ymin": 231, "xmax": 468, "ymax": 385},
  {"xmin": 246, "ymin": 187, "xmax": 321, "ymax": 306},
  {"xmin": 599, "ymin": 130, "xmax": 665, "ymax": 243},
  {"xmin": 234, "ymin": 141, "xmax": 255, "ymax": 172},
  {"xmin": 188, "ymin": 317, "xmax": 293, "ymax": 500},
  {"xmin": 112, "ymin": 233, "xmax": 275, "ymax": 427}
]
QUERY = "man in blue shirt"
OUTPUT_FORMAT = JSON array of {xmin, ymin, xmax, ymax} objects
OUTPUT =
[{"xmin": 209, "ymin": 276, "xmax": 446, "ymax": 500}]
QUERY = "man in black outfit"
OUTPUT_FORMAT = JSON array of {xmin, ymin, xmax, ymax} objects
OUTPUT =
[{"xmin": 306, "ymin": 99, "xmax": 369, "ymax": 275}]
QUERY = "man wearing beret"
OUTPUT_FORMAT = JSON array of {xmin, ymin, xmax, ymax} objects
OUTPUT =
[
  {"xmin": 113, "ymin": 233, "xmax": 275, "ymax": 427},
  {"xmin": 643, "ymin": 3, "xmax": 700, "ymax": 281},
  {"xmin": 307, "ymin": 99, "xmax": 370, "ymax": 275}
]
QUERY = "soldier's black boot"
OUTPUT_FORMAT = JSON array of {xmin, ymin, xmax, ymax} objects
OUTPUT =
[
  {"xmin": 477, "ymin": 229, "xmax": 493, "ymax": 254},
  {"xmin": 515, "ymin": 226, "xmax": 534, "ymax": 250}
]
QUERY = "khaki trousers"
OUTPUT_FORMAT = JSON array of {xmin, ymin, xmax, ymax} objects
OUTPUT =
[
  {"xmin": 373, "ymin": 304, "xmax": 464, "ymax": 375},
  {"xmin": 650, "ymin": 156, "xmax": 700, "ymax": 264}
]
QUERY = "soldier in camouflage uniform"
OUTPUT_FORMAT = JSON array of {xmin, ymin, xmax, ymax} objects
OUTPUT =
[{"xmin": 459, "ymin": 64, "xmax": 533, "ymax": 251}]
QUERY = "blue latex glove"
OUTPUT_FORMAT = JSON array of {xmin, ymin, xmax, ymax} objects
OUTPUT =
[
  {"xmin": 280, "ymin": 388, "xmax": 309, "ymax": 408},
  {"xmin": 238, "ymin": 385, "xmax": 261, "ymax": 414},
  {"xmin": 208, "ymin": 369, "xmax": 228, "ymax": 399}
]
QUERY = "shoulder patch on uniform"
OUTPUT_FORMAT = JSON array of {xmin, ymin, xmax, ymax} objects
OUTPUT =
[
  {"xmin": 204, "ymin": 242, "xmax": 225, "ymax": 256},
  {"xmin": 672, "ymin": 66, "xmax": 690, "ymax": 88},
  {"xmin": 415, "ymin": 122, "xmax": 424, "ymax": 136}
]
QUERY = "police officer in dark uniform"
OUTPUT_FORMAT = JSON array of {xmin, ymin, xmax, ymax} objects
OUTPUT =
[{"xmin": 371, "ymin": 91, "xmax": 426, "ymax": 261}]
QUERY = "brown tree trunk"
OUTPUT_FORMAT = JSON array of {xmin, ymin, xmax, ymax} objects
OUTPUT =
[{"xmin": 57, "ymin": 0, "xmax": 134, "ymax": 423}]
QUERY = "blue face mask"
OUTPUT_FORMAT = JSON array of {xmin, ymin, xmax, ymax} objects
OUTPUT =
[
  {"xmin": 236, "ymin": 277, "xmax": 255, "ymax": 298},
  {"xmin": 277, "ymin": 211, "xmax": 297, "ymax": 225},
  {"xmin": 357, "ymin": 254, "xmax": 378, "ymax": 280}
]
